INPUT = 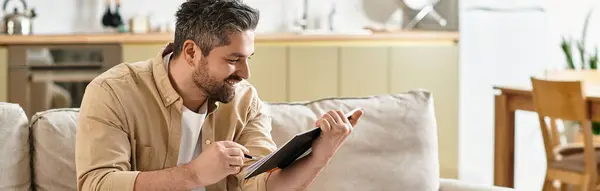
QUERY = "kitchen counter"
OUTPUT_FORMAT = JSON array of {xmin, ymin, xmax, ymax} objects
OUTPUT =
[{"xmin": 0, "ymin": 31, "xmax": 459, "ymax": 45}]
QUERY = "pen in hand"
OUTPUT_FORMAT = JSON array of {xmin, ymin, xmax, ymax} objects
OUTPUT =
[{"xmin": 244, "ymin": 153, "xmax": 256, "ymax": 160}]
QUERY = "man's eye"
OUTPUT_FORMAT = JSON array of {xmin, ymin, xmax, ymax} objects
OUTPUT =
[{"xmin": 228, "ymin": 59, "xmax": 239, "ymax": 63}]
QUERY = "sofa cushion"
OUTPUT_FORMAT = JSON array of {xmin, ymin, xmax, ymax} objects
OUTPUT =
[
  {"xmin": 265, "ymin": 90, "xmax": 440, "ymax": 191},
  {"xmin": 30, "ymin": 108, "xmax": 79, "ymax": 191},
  {"xmin": 0, "ymin": 103, "xmax": 31, "ymax": 190}
]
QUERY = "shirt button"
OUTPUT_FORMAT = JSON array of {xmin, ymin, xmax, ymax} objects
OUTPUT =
[{"xmin": 205, "ymin": 140, "xmax": 211, "ymax": 145}]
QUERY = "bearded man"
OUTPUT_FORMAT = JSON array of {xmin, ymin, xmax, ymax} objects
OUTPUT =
[{"xmin": 75, "ymin": 0, "xmax": 363, "ymax": 191}]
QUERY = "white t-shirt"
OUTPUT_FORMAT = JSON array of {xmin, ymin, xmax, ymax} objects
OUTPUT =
[
  {"xmin": 178, "ymin": 104, "xmax": 207, "ymax": 164},
  {"xmin": 164, "ymin": 53, "xmax": 207, "ymax": 191}
]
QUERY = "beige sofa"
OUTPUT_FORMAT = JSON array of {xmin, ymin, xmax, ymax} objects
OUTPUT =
[{"xmin": 0, "ymin": 90, "xmax": 513, "ymax": 191}]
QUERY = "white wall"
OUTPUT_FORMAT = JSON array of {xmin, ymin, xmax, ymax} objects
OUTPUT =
[
  {"xmin": 459, "ymin": 0, "xmax": 600, "ymax": 190},
  {"xmin": 20, "ymin": 0, "xmax": 409, "ymax": 34}
]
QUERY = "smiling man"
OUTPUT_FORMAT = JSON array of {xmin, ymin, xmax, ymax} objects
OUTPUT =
[{"xmin": 75, "ymin": 0, "xmax": 363, "ymax": 191}]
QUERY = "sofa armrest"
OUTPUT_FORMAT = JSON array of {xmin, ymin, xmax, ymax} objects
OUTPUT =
[{"xmin": 440, "ymin": 179, "xmax": 515, "ymax": 191}]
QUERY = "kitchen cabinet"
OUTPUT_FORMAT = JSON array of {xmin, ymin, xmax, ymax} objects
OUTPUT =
[
  {"xmin": 122, "ymin": 44, "xmax": 165, "ymax": 63},
  {"xmin": 247, "ymin": 45, "xmax": 288, "ymax": 103},
  {"xmin": 288, "ymin": 46, "xmax": 339, "ymax": 102},
  {"xmin": 390, "ymin": 44, "xmax": 459, "ymax": 178},
  {"xmin": 0, "ymin": 47, "xmax": 6, "ymax": 101},
  {"xmin": 339, "ymin": 46, "xmax": 389, "ymax": 97}
]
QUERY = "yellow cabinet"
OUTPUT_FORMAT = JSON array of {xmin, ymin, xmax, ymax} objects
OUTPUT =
[
  {"xmin": 122, "ymin": 44, "xmax": 166, "ymax": 63},
  {"xmin": 288, "ymin": 46, "xmax": 339, "ymax": 102},
  {"xmin": 339, "ymin": 46, "xmax": 389, "ymax": 97},
  {"xmin": 0, "ymin": 47, "xmax": 6, "ymax": 101},
  {"xmin": 390, "ymin": 44, "xmax": 459, "ymax": 178},
  {"xmin": 247, "ymin": 45, "xmax": 288, "ymax": 103}
]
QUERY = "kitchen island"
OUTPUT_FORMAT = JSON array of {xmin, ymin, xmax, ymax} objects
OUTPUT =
[{"xmin": 0, "ymin": 31, "xmax": 460, "ymax": 179}]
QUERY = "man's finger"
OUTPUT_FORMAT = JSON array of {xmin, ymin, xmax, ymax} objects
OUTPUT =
[
  {"xmin": 229, "ymin": 166, "xmax": 242, "ymax": 174},
  {"xmin": 349, "ymin": 110, "xmax": 364, "ymax": 127},
  {"xmin": 319, "ymin": 117, "xmax": 332, "ymax": 132},
  {"xmin": 221, "ymin": 141, "xmax": 250, "ymax": 154},
  {"xmin": 228, "ymin": 156, "xmax": 244, "ymax": 166},
  {"xmin": 336, "ymin": 110, "xmax": 349, "ymax": 124},
  {"xmin": 225, "ymin": 148, "xmax": 244, "ymax": 157},
  {"xmin": 324, "ymin": 113, "xmax": 336, "ymax": 126},
  {"xmin": 328, "ymin": 110, "xmax": 343, "ymax": 124}
]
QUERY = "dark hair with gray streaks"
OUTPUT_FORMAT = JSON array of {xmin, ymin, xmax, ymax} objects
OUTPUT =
[{"xmin": 173, "ymin": 0, "xmax": 260, "ymax": 57}]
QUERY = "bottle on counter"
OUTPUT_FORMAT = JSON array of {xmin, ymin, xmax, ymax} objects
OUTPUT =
[
  {"xmin": 100, "ymin": 0, "xmax": 126, "ymax": 33},
  {"xmin": 101, "ymin": 0, "xmax": 113, "ymax": 29},
  {"xmin": 113, "ymin": 0, "xmax": 126, "ymax": 33}
]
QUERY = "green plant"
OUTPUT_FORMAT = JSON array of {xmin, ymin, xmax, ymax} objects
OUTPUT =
[
  {"xmin": 561, "ymin": 38, "xmax": 599, "ymax": 70},
  {"xmin": 590, "ymin": 46, "xmax": 599, "ymax": 69},
  {"xmin": 560, "ymin": 8, "xmax": 600, "ymax": 135},
  {"xmin": 594, "ymin": 123, "xmax": 600, "ymax": 135},
  {"xmin": 561, "ymin": 37, "xmax": 575, "ymax": 69},
  {"xmin": 562, "ymin": 8, "xmax": 597, "ymax": 70}
]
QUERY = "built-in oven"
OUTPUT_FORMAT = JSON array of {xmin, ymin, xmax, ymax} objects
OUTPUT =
[{"xmin": 8, "ymin": 44, "xmax": 122, "ymax": 117}]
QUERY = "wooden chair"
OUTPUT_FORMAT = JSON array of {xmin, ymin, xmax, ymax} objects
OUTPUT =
[
  {"xmin": 531, "ymin": 77, "xmax": 599, "ymax": 191},
  {"xmin": 542, "ymin": 69, "xmax": 600, "ymax": 156}
]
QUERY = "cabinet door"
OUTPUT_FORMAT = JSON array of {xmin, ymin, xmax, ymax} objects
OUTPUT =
[
  {"xmin": 390, "ymin": 44, "xmax": 459, "ymax": 178},
  {"xmin": 247, "ymin": 45, "xmax": 288, "ymax": 103},
  {"xmin": 339, "ymin": 46, "xmax": 389, "ymax": 97},
  {"xmin": 0, "ymin": 47, "xmax": 6, "ymax": 101},
  {"xmin": 289, "ymin": 46, "xmax": 339, "ymax": 102},
  {"xmin": 122, "ymin": 44, "xmax": 166, "ymax": 63}
]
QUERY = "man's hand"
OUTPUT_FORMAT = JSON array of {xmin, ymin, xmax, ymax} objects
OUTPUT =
[
  {"xmin": 185, "ymin": 141, "xmax": 250, "ymax": 187},
  {"xmin": 311, "ymin": 109, "xmax": 364, "ymax": 163},
  {"xmin": 265, "ymin": 109, "xmax": 363, "ymax": 191}
]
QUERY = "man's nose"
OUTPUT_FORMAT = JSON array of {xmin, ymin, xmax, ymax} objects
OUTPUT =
[{"xmin": 237, "ymin": 60, "xmax": 250, "ymax": 80}]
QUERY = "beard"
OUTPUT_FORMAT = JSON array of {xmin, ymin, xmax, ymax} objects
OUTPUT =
[{"xmin": 192, "ymin": 59, "xmax": 240, "ymax": 103}]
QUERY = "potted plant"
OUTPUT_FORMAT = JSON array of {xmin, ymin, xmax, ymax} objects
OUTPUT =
[{"xmin": 560, "ymin": 8, "xmax": 600, "ymax": 138}]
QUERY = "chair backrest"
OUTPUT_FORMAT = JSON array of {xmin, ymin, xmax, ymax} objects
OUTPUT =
[
  {"xmin": 531, "ymin": 78, "xmax": 588, "ymax": 121},
  {"xmin": 530, "ymin": 77, "xmax": 597, "ymax": 175}
]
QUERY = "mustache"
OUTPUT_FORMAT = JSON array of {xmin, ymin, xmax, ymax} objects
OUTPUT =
[{"xmin": 226, "ymin": 75, "xmax": 243, "ymax": 81}]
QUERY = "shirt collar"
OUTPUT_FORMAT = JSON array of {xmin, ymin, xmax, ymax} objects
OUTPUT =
[{"xmin": 151, "ymin": 43, "xmax": 219, "ymax": 113}]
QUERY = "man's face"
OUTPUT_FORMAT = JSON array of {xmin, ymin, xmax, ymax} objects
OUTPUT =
[{"xmin": 191, "ymin": 30, "xmax": 255, "ymax": 103}]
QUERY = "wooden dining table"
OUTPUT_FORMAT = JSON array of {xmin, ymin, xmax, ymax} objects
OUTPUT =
[{"xmin": 493, "ymin": 85, "xmax": 600, "ymax": 188}]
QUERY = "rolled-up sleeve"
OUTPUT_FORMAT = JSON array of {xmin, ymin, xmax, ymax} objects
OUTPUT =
[
  {"xmin": 75, "ymin": 81, "xmax": 139, "ymax": 191},
  {"xmin": 232, "ymin": 89, "xmax": 278, "ymax": 191}
]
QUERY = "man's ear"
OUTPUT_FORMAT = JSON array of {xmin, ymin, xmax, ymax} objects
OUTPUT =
[{"xmin": 182, "ymin": 40, "xmax": 202, "ymax": 66}]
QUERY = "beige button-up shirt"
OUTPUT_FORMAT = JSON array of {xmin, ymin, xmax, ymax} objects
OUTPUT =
[{"xmin": 75, "ymin": 43, "xmax": 277, "ymax": 191}]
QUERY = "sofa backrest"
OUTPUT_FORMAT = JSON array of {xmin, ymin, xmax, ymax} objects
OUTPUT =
[
  {"xmin": 30, "ymin": 108, "xmax": 79, "ymax": 191},
  {"xmin": 0, "ymin": 90, "xmax": 441, "ymax": 191},
  {"xmin": 266, "ymin": 90, "xmax": 440, "ymax": 191},
  {"xmin": 0, "ymin": 102, "xmax": 32, "ymax": 190}
]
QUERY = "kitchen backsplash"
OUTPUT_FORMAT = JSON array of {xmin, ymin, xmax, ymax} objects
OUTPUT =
[{"xmin": 20, "ymin": 0, "xmax": 457, "ymax": 34}]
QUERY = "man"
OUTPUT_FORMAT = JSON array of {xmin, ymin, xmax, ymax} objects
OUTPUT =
[{"xmin": 75, "ymin": 0, "xmax": 363, "ymax": 190}]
